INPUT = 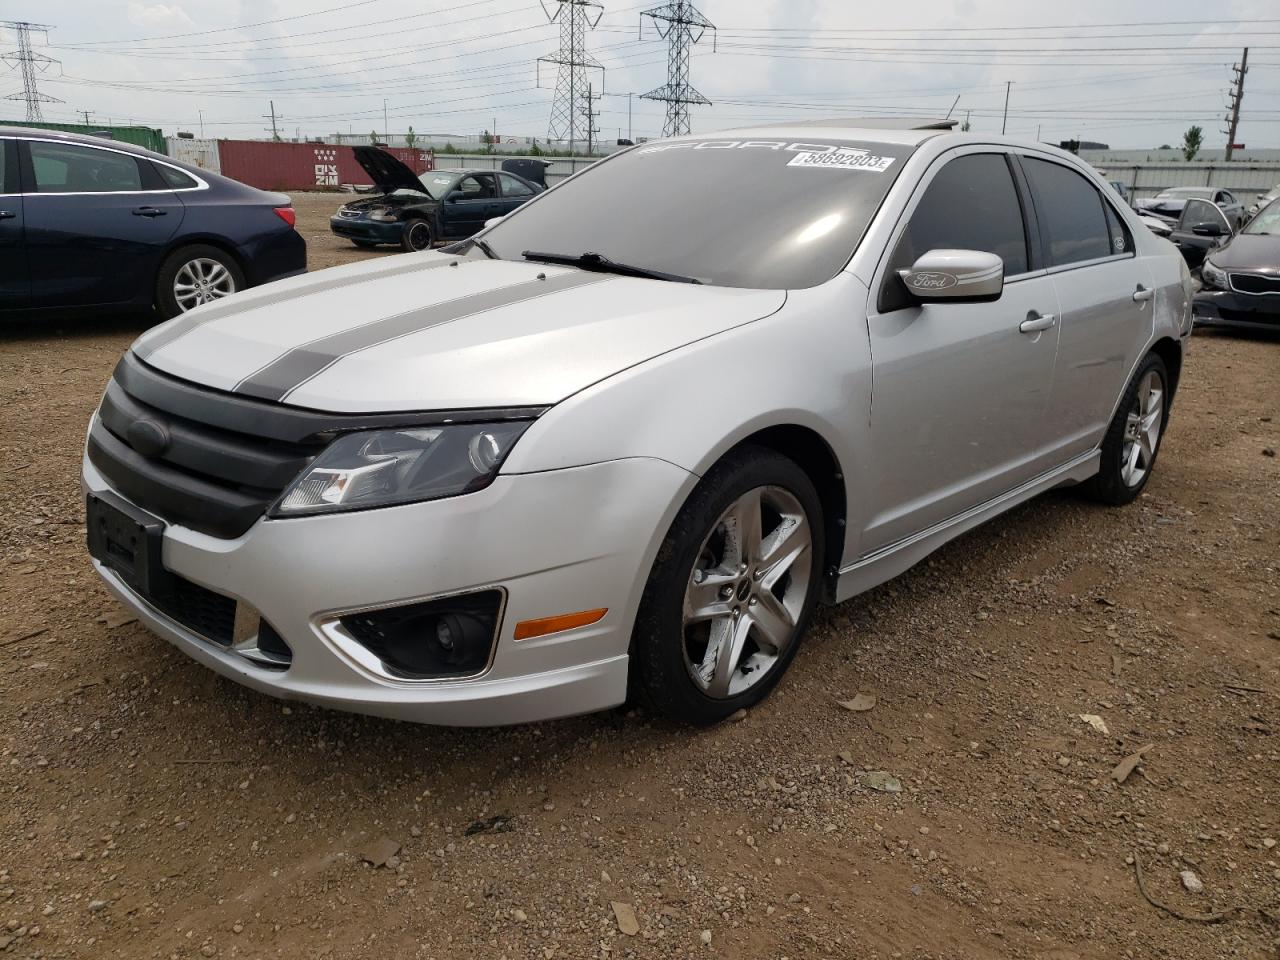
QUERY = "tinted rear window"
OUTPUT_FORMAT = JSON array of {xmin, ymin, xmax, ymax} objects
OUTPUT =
[
  {"xmin": 157, "ymin": 164, "xmax": 199, "ymax": 189},
  {"xmin": 1021, "ymin": 157, "xmax": 1112, "ymax": 266},
  {"xmin": 483, "ymin": 138, "xmax": 919, "ymax": 289}
]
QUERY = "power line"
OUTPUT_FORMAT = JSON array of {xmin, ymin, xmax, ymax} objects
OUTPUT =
[
  {"xmin": 1, "ymin": 20, "xmax": 63, "ymax": 121},
  {"xmin": 641, "ymin": 0, "xmax": 715, "ymax": 137}
]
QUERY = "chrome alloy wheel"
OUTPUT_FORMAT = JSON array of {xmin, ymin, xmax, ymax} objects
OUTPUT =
[
  {"xmin": 1121, "ymin": 369, "xmax": 1164, "ymax": 488},
  {"xmin": 173, "ymin": 258, "xmax": 236, "ymax": 313},
  {"xmin": 681, "ymin": 485, "xmax": 814, "ymax": 699}
]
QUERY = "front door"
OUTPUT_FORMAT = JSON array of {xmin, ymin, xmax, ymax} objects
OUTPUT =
[
  {"xmin": 0, "ymin": 139, "xmax": 26, "ymax": 309},
  {"xmin": 1170, "ymin": 197, "xmax": 1232, "ymax": 270},
  {"xmin": 441, "ymin": 173, "xmax": 501, "ymax": 238},
  {"xmin": 862, "ymin": 151, "xmax": 1061, "ymax": 553},
  {"xmin": 20, "ymin": 138, "xmax": 183, "ymax": 308}
]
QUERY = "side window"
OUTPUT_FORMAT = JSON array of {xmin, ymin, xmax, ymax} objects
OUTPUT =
[
  {"xmin": 881, "ymin": 153, "xmax": 1028, "ymax": 313},
  {"xmin": 1179, "ymin": 198, "xmax": 1230, "ymax": 233},
  {"xmin": 0, "ymin": 140, "xmax": 12, "ymax": 194},
  {"xmin": 457, "ymin": 174, "xmax": 496, "ymax": 199},
  {"xmin": 29, "ymin": 141, "xmax": 144, "ymax": 193},
  {"xmin": 156, "ymin": 164, "xmax": 199, "ymax": 190},
  {"xmin": 498, "ymin": 173, "xmax": 534, "ymax": 198},
  {"xmin": 1102, "ymin": 203, "xmax": 1134, "ymax": 256},
  {"xmin": 1021, "ymin": 157, "xmax": 1112, "ymax": 267}
]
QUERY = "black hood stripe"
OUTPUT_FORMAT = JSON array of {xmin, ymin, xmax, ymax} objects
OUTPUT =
[
  {"xmin": 137, "ymin": 256, "xmax": 464, "ymax": 360},
  {"xmin": 234, "ymin": 271, "xmax": 611, "ymax": 403}
]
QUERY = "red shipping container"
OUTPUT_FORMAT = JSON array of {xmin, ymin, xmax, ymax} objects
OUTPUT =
[{"xmin": 215, "ymin": 140, "xmax": 434, "ymax": 192}]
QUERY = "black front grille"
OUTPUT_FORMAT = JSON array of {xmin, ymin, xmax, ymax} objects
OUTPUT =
[
  {"xmin": 152, "ymin": 574, "xmax": 238, "ymax": 646},
  {"xmin": 1230, "ymin": 273, "xmax": 1280, "ymax": 296}
]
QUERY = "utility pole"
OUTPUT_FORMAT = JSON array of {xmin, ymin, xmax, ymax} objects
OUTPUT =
[
  {"xmin": 641, "ymin": 1, "xmax": 716, "ymax": 138},
  {"xmin": 1, "ymin": 21, "xmax": 63, "ymax": 122},
  {"xmin": 383, "ymin": 98, "xmax": 389, "ymax": 144},
  {"xmin": 628, "ymin": 91, "xmax": 633, "ymax": 140},
  {"xmin": 1001, "ymin": 81, "xmax": 1012, "ymax": 135},
  {"xmin": 198, "ymin": 109, "xmax": 204, "ymax": 138},
  {"xmin": 538, "ymin": 0, "xmax": 605, "ymax": 154},
  {"xmin": 78, "ymin": 109, "xmax": 93, "ymax": 126},
  {"xmin": 581, "ymin": 82, "xmax": 600, "ymax": 155},
  {"xmin": 264, "ymin": 100, "xmax": 282, "ymax": 141},
  {"xmin": 1224, "ymin": 47, "xmax": 1249, "ymax": 161}
]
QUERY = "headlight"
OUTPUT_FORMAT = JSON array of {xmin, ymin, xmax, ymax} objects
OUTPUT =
[
  {"xmin": 270, "ymin": 422, "xmax": 530, "ymax": 517},
  {"xmin": 367, "ymin": 207, "xmax": 399, "ymax": 222},
  {"xmin": 1201, "ymin": 260, "xmax": 1228, "ymax": 290}
]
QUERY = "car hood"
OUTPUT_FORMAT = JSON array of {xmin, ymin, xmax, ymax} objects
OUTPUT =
[
  {"xmin": 1205, "ymin": 233, "xmax": 1280, "ymax": 274},
  {"xmin": 132, "ymin": 253, "xmax": 787, "ymax": 413},
  {"xmin": 352, "ymin": 145, "xmax": 426, "ymax": 194}
]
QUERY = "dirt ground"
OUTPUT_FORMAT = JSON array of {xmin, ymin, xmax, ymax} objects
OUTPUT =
[{"xmin": 1, "ymin": 192, "xmax": 1278, "ymax": 960}]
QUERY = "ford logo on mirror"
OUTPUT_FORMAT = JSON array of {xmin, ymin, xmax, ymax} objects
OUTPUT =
[{"xmin": 908, "ymin": 272, "xmax": 958, "ymax": 290}]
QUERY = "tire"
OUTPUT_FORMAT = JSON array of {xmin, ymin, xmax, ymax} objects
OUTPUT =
[
  {"xmin": 1082, "ymin": 352, "xmax": 1169, "ymax": 506},
  {"xmin": 154, "ymin": 245, "xmax": 245, "ymax": 320},
  {"xmin": 401, "ymin": 218, "xmax": 433, "ymax": 252},
  {"xmin": 352, "ymin": 239, "xmax": 379, "ymax": 249},
  {"xmin": 630, "ymin": 446, "xmax": 825, "ymax": 725}
]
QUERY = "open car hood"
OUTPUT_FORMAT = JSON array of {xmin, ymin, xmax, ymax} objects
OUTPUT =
[{"xmin": 352, "ymin": 146, "xmax": 425, "ymax": 194}]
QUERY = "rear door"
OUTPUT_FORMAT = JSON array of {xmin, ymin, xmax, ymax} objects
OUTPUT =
[
  {"xmin": 497, "ymin": 172, "xmax": 536, "ymax": 216},
  {"xmin": 1018, "ymin": 154, "xmax": 1156, "ymax": 462},
  {"xmin": 20, "ymin": 138, "xmax": 184, "ymax": 308},
  {"xmin": 0, "ymin": 138, "xmax": 26, "ymax": 309},
  {"xmin": 861, "ymin": 149, "xmax": 1062, "ymax": 553}
]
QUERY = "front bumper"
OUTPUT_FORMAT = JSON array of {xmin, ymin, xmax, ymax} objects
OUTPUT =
[
  {"xmin": 84, "ymin": 453, "xmax": 696, "ymax": 726},
  {"xmin": 329, "ymin": 215, "xmax": 405, "ymax": 243},
  {"xmin": 1193, "ymin": 289, "xmax": 1280, "ymax": 332}
]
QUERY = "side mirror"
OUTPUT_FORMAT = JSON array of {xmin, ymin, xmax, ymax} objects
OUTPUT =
[
  {"xmin": 898, "ymin": 249, "xmax": 1004, "ymax": 303},
  {"xmin": 1191, "ymin": 222, "xmax": 1226, "ymax": 237},
  {"xmin": 483, "ymin": 216, "xmax": 505, "ymax": 230}
]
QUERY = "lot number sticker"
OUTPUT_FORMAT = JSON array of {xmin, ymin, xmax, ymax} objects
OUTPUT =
[{"xmin": 787, "ymin": 149, "xmax": 895, "ymax": 172}]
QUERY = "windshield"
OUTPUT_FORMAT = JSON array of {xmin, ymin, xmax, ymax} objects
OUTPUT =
[
  {"xmin": 480, "ymin": 138, "xmax": 920, "ymax": 289},
  {"xmin": 1242, "ymin": 199, "xmax": 1280, "ymax": 235},
  {"xmin": 417, "ymin": 172, "xmax": 460, "ymax": 199}
]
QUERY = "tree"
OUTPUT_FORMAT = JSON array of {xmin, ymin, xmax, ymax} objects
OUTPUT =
[
  {"xmin": 369, "ymin": 129, "xmax": 379, "ymax": 145},
  {"xmin": 405, "ymin": 126, "xmax": 417, "ymax": 149},
  {"xmin": 1158, "ymin": 144, "xmax": 1172, "ymax": 150},
  {"xmin": 1181, "ymin": 125, "xmax": 1203, "ymax": 162},
  {"xmin": 960, "ymin": 119, "xmax": 971, "ymax": 132}
]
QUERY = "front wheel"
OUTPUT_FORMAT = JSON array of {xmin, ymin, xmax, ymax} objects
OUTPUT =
[
  {"xmin": 154, "ymin": 245, "xmax": 244, "ymax": 320},
  {"xmin": 401, "ymin": 218, "xmax": 433, "ymax": 252},
  {"xmin": 630, "ymin": 447, "xmax": 825, "ymax": 725},
  {"xmin": 1083, "ymin": 352, "xmax": 1169, "ymax": 505}
]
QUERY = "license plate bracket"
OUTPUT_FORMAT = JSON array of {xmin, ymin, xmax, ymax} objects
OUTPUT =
[{"xmin": 86, "ymin": 492, "xmax": 174, "ymax": 601}]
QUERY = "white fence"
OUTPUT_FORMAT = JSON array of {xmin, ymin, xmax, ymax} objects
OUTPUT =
[
  {"xmin": 1090, "ymin": 161, "xmax": 1280, "ymax": 205},
  {"xmin": 165, "ymin": 137, "xmax": 221, "ymax": 174}
]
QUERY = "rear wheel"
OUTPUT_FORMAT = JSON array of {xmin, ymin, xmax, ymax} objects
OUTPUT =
[
  {"xmin": 401, "ymin": 218, "xmax": 433, "ymax": 252},
  {"xmin": 154, "ymin": 245, "xmax": 244, "ymax": 320},
  {"xmin": 631, "ymin": 447, "xmax": 824, "ymax": 725},
  {"xmin": 1083, "ymin": 353, "xmax": 1168, "ymax": 505}
]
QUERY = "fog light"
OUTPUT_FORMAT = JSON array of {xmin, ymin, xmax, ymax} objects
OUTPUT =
[{"xmin": 340, "ymin": 590, "xmax": 502, "ymax": 679}]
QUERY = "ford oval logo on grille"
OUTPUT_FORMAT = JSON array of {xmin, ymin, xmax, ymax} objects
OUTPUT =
[{"xmin": 127, "ymin": 419, "xmax": 170, "ymax": 458}]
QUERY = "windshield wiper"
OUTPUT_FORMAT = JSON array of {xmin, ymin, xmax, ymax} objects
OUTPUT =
[{"xmin": 521, "ymin": 250, "xmax": 701, "ymax": 284}]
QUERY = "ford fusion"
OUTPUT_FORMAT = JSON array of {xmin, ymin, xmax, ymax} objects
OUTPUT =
[{"xmin": 84, "ymin": 120, "xmax": 1192, "ymax": 727}]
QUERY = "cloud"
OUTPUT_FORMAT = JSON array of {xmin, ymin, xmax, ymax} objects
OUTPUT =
[{"xmin": 127, "ymin": 2, "xmax": 196, "ymax": 29}]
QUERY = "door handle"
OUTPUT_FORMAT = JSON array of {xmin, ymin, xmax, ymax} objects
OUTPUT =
[
  {"xmin": 0, "ymin": 210, "xmax": 15, "ymax": 220},
  {"xmin": 1019, "ymin": 312, "xmax": 1057, "ymax": 334},
  {"xmin": 1132, "ymin": 285, "xmax": 1154, "ymax": 302},
  {"xmin": 132, "ymin": 206, "xmax": 167, "ymax": 217}
]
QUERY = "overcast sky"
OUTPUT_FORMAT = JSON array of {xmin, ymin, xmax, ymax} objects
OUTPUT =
[{"xmin": 4, "ymin": 0, "xmax": 1278, "ymax": 150}]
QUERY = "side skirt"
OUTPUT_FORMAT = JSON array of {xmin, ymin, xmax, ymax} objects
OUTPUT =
[{"xmin": 834, "ymin": 450, "xmax": 1100, "ymax": 603}]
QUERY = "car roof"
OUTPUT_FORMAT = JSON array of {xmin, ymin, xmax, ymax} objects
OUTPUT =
[
  {"xmin": 0, "ymin": 125, "xmax": 164, "ymax": 159},
  {"xmin": 1164, "ymin": 186, "xmax": 1213, "ymax": 195}
]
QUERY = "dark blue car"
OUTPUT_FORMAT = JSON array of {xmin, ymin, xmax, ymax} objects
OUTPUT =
[
  {"xmin": 330, "ymin": 147, "xmax": 546, "ymax": 251},
  {"xmin": 0, "ymin": 127, "xmax": 306, "ymax": 320}
]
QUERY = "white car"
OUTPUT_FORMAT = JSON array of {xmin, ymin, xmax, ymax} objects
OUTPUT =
[{"xmin": 84, "ymin": 120, "xmax": 1192, "ymax": 726}]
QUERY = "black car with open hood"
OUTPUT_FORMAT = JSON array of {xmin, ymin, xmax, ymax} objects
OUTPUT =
[
  {"xmin": 330, "ymin": 148, "xmax": 544, "ymax": 252},
  {"xmin": 1193, "ymin": 197, "xmax": 1280, "ymax": 332}
]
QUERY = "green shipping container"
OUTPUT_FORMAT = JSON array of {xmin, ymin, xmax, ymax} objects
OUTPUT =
[{"xmin": 0, "ymin": 120, "xmax": 167, "ymax": 155}]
